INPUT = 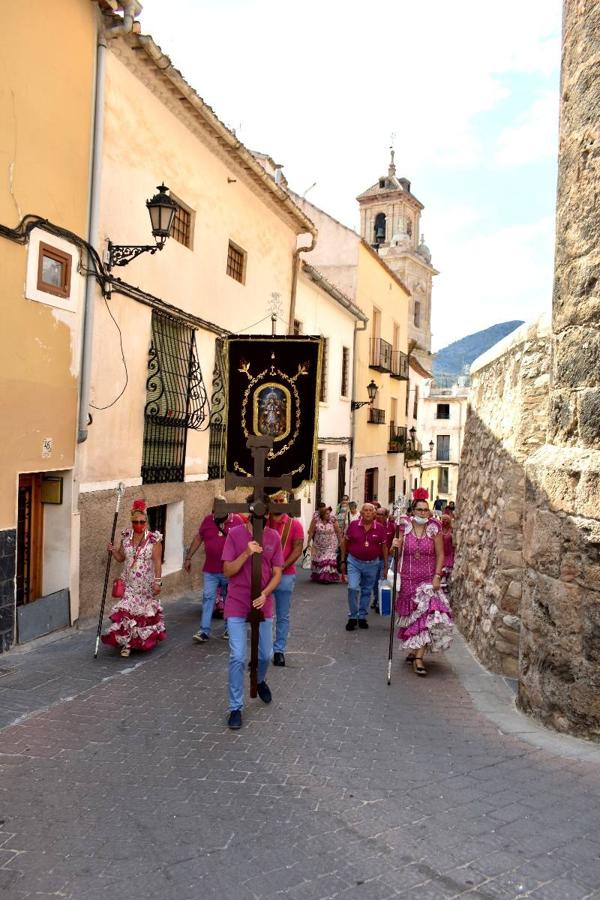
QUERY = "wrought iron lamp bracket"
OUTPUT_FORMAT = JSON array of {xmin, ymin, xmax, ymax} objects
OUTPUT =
[
  {"xmin": 351, "ymin": 399, "xmax": 371, "ymax": 411},
  {"xmin": 107, "ymin": 240, "xmax": 163, "ymax": 269}
]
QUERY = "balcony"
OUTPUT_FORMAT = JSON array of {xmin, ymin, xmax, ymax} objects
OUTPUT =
[
  {"xmin": 369, "ymin": 338, "xmax": 392, "ymax": 372},
  {"xmin": 367, "ymin": 407, "xmax": 386, "ymax": 425},
  {"xmin": 390, "ymin": 349, "xmax": 409, "ymax": 380},
  {"xmin": 388, "ymin": 425, "xmax": 407, "ymax": 453}
]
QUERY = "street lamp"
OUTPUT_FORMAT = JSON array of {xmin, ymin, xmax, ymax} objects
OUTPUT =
[
  {"xmin": 351, "ymin": 379, "xmax": 379, "ymax": 411},
  {"xmin": 106, "ymin": 183, "xmax": 178, "ymax": 270}
]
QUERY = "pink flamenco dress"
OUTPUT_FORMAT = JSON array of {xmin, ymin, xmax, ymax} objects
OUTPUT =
[
  {"xmin": 395, "ymin": 517, "xmax": 453, "ymax": 652},
  {"xmin": 310, "ymin": 520, "xmax": 341, "ymax": 583},
  {"xmin": 101, "ymin": 529, "xmax": 167, "ymax": 653}
]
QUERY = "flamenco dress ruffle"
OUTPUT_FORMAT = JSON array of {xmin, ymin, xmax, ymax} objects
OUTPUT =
[{"xmin": 396, "ymin": 583, "xmax": 453, "ymax": 652}]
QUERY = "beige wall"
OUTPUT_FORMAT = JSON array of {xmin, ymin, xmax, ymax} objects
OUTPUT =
[{"xmin": 0, "ymin": 0, "xmax": 97, "ymax": 527}]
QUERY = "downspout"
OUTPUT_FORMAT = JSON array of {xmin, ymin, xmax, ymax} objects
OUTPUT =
[
  {"xmin": 350, "ymin": 318, "xmax": 368, "ymax": 485},
  {"xmin": 288, "ymin": 234, "xmax": 316, "ymax": 334},
  {"xmin": 77, "ymin": 30, "xmax": 107, "ymax": 444}
]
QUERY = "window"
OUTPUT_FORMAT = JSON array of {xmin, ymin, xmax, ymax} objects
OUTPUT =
[
  {"xmin": 436, "ymin": 435, "xmax": 450, "ymax": 462},
  {"xmin": 141, "ymin": 312, "xmax": 209, "ymax": 484},
  {"xmin": 388, "ymin": 475, "xmax": 396, "ymax": 505},
  {"xmin": 293, "ymin": 319, "xmax": 302, "ymax": 334},
  {"xmin": 438, "ymin": 467, "xmax": 449, "ymax": 493},
  {"xmin": 436, "ymin": 403, "xmax": 450, "ymax": 420},
  {"xmin": 364, "ymin": 467, "xmax": 378, "ymax": 502},
  {"xmin": 405, "ymin": 379, "xmax": 410, "ymax": 416},
  {"xmin": 390, "ymin": 397, "xmax": 398, "ymax": 427},
  {"xmin": 226, "ymin": 241, "xmax": 246, "ymax": 283},
  {"xmin": 413, "ymin": 385, "xmax": 419, "ymax": 420},
  {"xmin": 341, "ymin": 346, "xmax": 350, "ymax": 397},
  {"xmin": 316, "ymin": 450, "xmax": 325, "ymax": 505},
  {"xmin": 372, "ymin": 307, "xmax": 381, "ymax": 340},
  {"xmin": 319, "ymin": 337, "xmax": 328, "ymax": 402},
  {"xmin": 406, "ymin": 219, "xmax": 413, "ymax": 237},
  {"xmin": 170, "ymin": 198, "xmax": 193, "ymax": 248},
  {"xmin": 414, "ymin": 300, "xmax": 421, "ymax": 328},
  {"xmin": 37, "ymin": 242, "xmax": 71, "ymax": 299}
]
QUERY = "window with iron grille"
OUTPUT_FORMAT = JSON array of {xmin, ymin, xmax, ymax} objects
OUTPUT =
[
  {"xmin": 341, "ymin": 346, "xmax": 350, "ymax": 397},
  {"xmin": 141, "ymin": 312, "xmax": 209, "ymax": 485},
  {"xmin": 319, "ymin": 337, "xmax": 328, "ymax": 402},
  {"xmin": 436, "ymin": 403, "xmax": 450, "ymax": 420},
  {"xmin": 170, "ymin": 198, "xmax": 193, "ymax": 248},
  {"xmin": 226, "ymin": 241, "xmax": 246, "ymax": 283},
  {"xmin": 316, "ymin": 449, "xmax": 325, "ymax": 505}
]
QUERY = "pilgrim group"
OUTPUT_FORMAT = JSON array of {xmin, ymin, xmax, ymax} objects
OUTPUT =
[{"xmin": 102, "ymin": 488, "xmax": 455, "ymax": 729}]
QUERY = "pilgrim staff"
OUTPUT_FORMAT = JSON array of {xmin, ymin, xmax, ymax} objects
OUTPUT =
[{"xmin": 94, "ymin": 483, "xmax": 125, "ymax": 658}]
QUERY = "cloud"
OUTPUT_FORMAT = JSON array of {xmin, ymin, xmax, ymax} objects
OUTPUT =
[{"xmin": 495, "ymin": 91, "xmax": 559, "ymax": 166}]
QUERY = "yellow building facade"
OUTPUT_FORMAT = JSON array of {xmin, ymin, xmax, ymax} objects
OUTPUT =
[{"xmin": 0, "ymin": 0, "xmax": 101, "ymax": 648}]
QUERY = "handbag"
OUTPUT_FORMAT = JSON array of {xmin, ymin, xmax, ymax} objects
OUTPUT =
[{"xmin": 112, "ymin": 578, "xmax": 125, "ymax": 598}]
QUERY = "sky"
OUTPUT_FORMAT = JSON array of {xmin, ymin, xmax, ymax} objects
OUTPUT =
[{"xmin": 137, "ymin": 0, "xmax": 562, "ymax": 350}]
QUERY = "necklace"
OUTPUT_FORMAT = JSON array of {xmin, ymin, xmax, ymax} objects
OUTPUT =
[{"xmin": 412, "ymin": 525, "xmax": 426, "ymax": 559}]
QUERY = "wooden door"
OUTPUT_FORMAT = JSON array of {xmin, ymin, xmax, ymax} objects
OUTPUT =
[{"xmin": 16, "ymin": 474, "xmax": 43, "ymax": 605}]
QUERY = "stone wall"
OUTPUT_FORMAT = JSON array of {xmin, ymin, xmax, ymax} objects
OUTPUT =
[
  {"xmin": 452, "ymin": 317, "xmax": 551, "ymax": 678},
  {"xmin": 0, "ymin": 529, "xmax": 16, "ymax": 652}
]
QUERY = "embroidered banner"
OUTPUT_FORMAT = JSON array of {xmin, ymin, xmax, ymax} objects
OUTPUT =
[{"xmin": 224, "ymin": 336, "xmax": 322, "ymax": 489}]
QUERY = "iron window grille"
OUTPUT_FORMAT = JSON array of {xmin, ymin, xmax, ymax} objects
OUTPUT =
[
  {"xmin": 226, "ymin": 241, "xmax": 246, "ymax": 283},
  {"xmin": 341, "ymin": 346, "xmax": 350, "ymax": 397},
  {"xmin": 369, "ymin": 337, "xmax": 392, "ymax": 372},
  {"xmin": 207, "ymin": 338, "xmax": 227, "ymax": 479},
  {"xmin": 388, "ymin": 424, "xmax": 407, "ymax": 452},
  {"xmin": 367, "ymin": 407, "xmax": 386, "ymax": 425},
  {"xmin": 436, "ymin": 403, "xmax": 450, "ymax": 419},
  {"xmin": 319, "ymin": 337, "xmax": 328, "ymax": 402},
  {"xmin": 390, "ymin": 350, "xmax": 409, "ymax": 380},
  {"xmin": 141, "ymin": 312, "xmax": 209, "ymax": 485}
]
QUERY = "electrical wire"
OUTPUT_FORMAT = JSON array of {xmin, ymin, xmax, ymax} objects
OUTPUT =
[{"xmin": 89, "ymin": 296, "xmax": 129, "ymax": 410}]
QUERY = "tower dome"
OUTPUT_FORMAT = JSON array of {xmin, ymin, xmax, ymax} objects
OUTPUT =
[{"xmin": 416, "ymin": 234, "xmax": 432, "ymax": 263}]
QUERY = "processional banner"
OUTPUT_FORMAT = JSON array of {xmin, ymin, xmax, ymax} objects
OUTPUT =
[{"xmin": 224, "ymin": 335, "xmax": 322, "ymax": 489}]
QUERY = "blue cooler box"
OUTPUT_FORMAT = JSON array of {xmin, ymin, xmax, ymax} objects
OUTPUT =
[{"xmin": 378, "ymin": 580, "xmax": 392, "ymax": 616}]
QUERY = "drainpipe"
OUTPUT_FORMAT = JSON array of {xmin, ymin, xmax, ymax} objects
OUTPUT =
[
  {"xmin": 78, "ymin": 5, "xmax": 141, "ymax": 443},
  {"xmin": 350, "ymin": 318, "xmax": 368, "ymax": 486},
  {"xmin": 77, "ymin": 31, "xmax": 107, "ymax": 444},
  {"xmin": 288, "ymin": 235, "xmax": 316, "ymax": 334}
]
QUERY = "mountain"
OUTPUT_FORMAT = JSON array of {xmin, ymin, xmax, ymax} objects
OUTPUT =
[{"xmin": 433, "ymin": 321, "xmax": 524, "ymax": 382}]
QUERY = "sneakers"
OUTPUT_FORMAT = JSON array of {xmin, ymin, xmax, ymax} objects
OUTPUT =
[
  {"xmin": 193, "ymin": 631, "xmax": 210, "ymax": 643},
  {"xmin": 256, "ymin": 681, "xmax": 272, "ymax": 704},
  {"xmin": 228, "ymin": 709, "xmax": 242, "ymax": 729},
  {"xmin": 358, "ymin": 619, "xmax": 369, "ymax": 629},
  {"xmin": 221, "ymin": 629, "xmax": 229, "ymax": 640},
  {"xmin": 345, "ymin": 618, "xmax": 358, "ymax": 631},
  {"xmin": 273, "ymin": 652, "xmax": 285, "ymax": 666}
]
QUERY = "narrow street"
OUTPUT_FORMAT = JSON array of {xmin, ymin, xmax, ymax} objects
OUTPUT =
[{"xmin": 0, "ymin": 573, "xmax": 599, "ymax": 900}]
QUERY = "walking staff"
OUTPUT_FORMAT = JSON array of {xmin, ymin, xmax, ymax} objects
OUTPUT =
[
  {"xmin": 94, "ymin": 482, "xmax": 125, "ymax": 658},
  {"xmin": 386, "ymin": 513, "xmax": 406, "ymax": 685}
]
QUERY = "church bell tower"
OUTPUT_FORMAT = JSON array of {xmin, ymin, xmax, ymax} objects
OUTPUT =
[{"xmin": 356, "ymin": 150, "xmax": 437, "ymax": 368}]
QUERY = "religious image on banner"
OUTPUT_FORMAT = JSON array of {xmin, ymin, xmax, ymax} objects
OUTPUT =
[{"xmin": 224, "ymin": 336, "xmax": 322, "ymax": 489}]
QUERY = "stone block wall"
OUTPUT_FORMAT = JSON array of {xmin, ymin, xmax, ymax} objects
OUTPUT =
[{"xmin": 452, "ymin": 318, "xmax": 551, "ymax": 678}]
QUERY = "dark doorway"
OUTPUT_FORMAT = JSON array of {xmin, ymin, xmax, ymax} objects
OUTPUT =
[
  {"xmin": 16, "ymin": 474, "xmax": 43, "ymax": 606},
  {"xmin": 364, "ymin": 468, "xmax": 378, "ymax": 503},
  {"xmin": 337, "ymin": 455, "xmax": 347, "ymax": 504}
]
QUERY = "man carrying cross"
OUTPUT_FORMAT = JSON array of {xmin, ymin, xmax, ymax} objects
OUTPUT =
[
  {"xmin": 221, "ymin": 497, "xmax": 284, "ymax": 729},
  {"xmin": 215, "ymin": 436, "xmax": 301, "ymax": 730}
]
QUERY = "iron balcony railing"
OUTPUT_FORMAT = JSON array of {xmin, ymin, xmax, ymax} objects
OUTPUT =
[
  {"xmin": 388, "ymin": 425, "xmax": 407, "ymax": 452},
  {"xmin": 367, "ymin": 407, "xmax": 386, "ymax": 425},
  {"xmin": 369, "ymin": 337, "xmax": 392, "ymax": 372},
  {"xmin": 390, "ymin": 349, "xmax": 409, "ymax": 380}
]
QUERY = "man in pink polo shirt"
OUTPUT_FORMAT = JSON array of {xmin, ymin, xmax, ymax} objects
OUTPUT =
[
  {"xmin": 184, "ymin": 498, "xmax": 245, "ymax": 643},
  {"xmin": 340, "ymin": 503, "xmax": 389, "ymax": 630},
  {"xmin": 221, "ymin": 495, "xmax": 284, "ymax": 730},
  {"xmin": 267, "ymin": 491, "xmax": 304, "ymax": 667}
]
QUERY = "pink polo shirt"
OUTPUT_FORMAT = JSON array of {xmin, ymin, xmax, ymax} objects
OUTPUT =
[
  {"xmin": 345, "ymin": 518, "xmax": 388, "ymax": 561},
  {"xmin": 221, "ymin": 524, "xmax": 285, "ymax": 619},
  {"xmin": 198, "ymin": 514, "xmax": 245, "ymax": 573},
  {"xmin": 267, "ymin": 514, "xmax": 304, "ymax": 575}
]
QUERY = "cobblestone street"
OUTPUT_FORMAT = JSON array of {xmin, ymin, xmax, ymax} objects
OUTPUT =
[{"xmin": 1, "ymin": 572, "xmax": 600, "ymax": 900}]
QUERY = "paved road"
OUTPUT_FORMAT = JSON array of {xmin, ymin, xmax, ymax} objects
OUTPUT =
[{"xmin": 1, "ymin": 572, "xmax": 599, "ymax": 900}]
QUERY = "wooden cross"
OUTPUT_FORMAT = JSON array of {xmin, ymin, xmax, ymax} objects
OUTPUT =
[{"xmin": 213, "ymin": 436, "xmax": 301, "ymax": 697}]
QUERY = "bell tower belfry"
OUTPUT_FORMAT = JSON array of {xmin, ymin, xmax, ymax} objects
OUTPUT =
[{"xmin": 357, "ymin": 149, "xmax": 437, "ymax": 367}]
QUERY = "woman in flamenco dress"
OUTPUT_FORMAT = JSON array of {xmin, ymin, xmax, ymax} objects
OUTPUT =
[
  {"xmin": 102, "ymin": 499, "xmax": 166, "ymax": 657},
  {"xmin": 392, "ymin": 488, "xmax": 453, "ymax": 676}
]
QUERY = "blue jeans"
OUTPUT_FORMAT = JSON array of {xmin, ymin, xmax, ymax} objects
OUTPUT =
[
  {"xmin": 273, "ymin": 574, "xmax": 296, "ymax": 653},
  {"xmin": 347, "ymin": 555, "xmax": 380, "ymax": 619},
  {"xmin": 200, "ymin": 572, "xmax": 228, "ymax": 635},
  {"xmin": 227, "ymin": 616, "xmax": 273, "ymax": 711}
]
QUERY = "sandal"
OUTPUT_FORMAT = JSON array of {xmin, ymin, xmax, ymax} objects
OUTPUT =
[
  {"xmin": 413, "ymin": 658, "xmax": 427, "ymax": 677},
  {"xmin": 120, "ymin": 647, "xmax": 131, "ymax": 658},
  {"xmin": 405, "ymin": 653, "xmax": 416, "ymax": 663}
]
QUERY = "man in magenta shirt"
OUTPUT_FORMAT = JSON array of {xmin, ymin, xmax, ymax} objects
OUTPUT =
[
  {"xmin": 184, "ymin": 498, "xmax": 245, "ymax": 642},
  {"xmin": 267, "ymin": 491, "xmax": 305, "ymax": 667},
  {"xmin": 340, "ymin": 503, "xmax": 389, "ymax": 630},
  {"xmin": 221, "ymin": 497, "xmax": 284, "ymax": 730}
]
